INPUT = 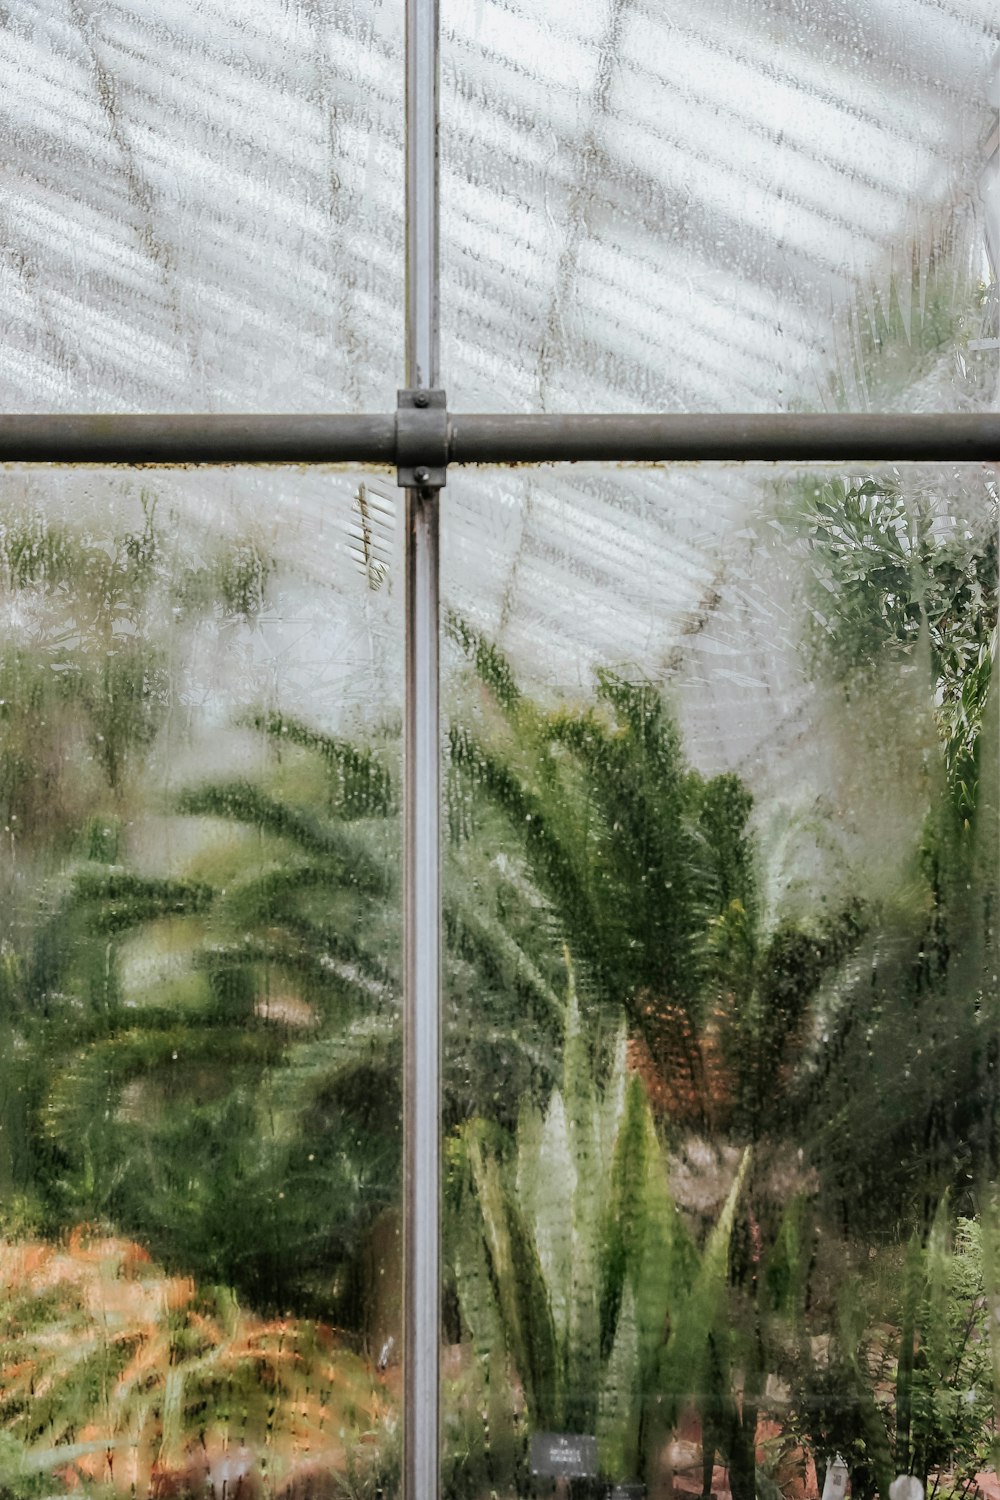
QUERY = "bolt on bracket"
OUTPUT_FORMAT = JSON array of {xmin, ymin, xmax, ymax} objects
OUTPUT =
[{"xmin": 396, "ymin": 388, "xmax": 448, "ymax": 490}]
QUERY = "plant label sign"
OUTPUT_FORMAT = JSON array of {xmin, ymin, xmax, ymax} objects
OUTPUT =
[
  {"xmin": 821, "ymin": 1455, "xmax": 849, "ymax": 1500},
  {"xmin": 606, "ymin": 1485, "xmax": 646, "ymax": 1500},
  {"xmin": 530, "ymin": 1433, "xmax": 599, "ymax": 1478}
]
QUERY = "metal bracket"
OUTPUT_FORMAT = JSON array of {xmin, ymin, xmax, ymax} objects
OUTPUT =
[{"xmin": 396, "ymin": 388, "xmax": 448, "ymax": 490}]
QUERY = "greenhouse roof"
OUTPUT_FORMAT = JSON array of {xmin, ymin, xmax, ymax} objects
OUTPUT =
[
  {"xmin": 0, "ymin": 0, "xmax": 995, "ymax": 416},
  {"xmin": 0, "ymin": 0, "xmax": 996, "ymax": 739}
]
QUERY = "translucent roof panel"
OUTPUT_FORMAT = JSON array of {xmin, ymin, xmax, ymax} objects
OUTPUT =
[
  {"xmin": 0, "ymin": 1, "xmax": 403, "ymax": 413},
  {"xmin": 441, "ymin": 0, "xmax": 1000, "ymax": 414},
  {"xmin": 1, "ymin": 1, "xmax": 996, "ymax": 419}
]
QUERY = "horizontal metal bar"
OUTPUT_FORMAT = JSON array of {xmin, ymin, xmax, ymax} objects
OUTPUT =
[
  {"xmin": 0, "ymin": 413, "xmax": 397, "ymax": 464},
  {"xmin": 447, "ymin": 412, "xmax": 1000, "ymax": 464},
  {"xmin": 0, "ymin": 411, "xmax": 996, "ymax": 465}
]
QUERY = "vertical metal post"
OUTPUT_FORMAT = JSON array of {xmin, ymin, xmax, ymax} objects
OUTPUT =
[
  {"xmin": 403, "ymin": 485, "xmax": 440, "ymax": 1500},
  {"xmin": 403, "ymin": 0, "xmax": 440, "ymax": 1496},
  {"xmin": 405, "ymin": 0, "xmax": 440, "ymax": 392}
]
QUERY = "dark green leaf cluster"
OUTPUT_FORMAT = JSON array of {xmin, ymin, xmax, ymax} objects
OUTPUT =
[{"xmin": 447, "ymin": 616, "xmax": 864, "ymax": 1145}]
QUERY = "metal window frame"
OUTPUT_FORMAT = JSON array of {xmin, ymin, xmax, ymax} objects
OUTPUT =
[
  {"xmin": 0, "ymin": 409, "xmax": 995, "ymax": 464},
  {"xmin": 5, "ymin": 3, "xmax": 997, "ymax": 1499}
]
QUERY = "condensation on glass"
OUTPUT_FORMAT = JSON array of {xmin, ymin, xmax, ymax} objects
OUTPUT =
[
  {"xmin": 0, "ymin": 3, "xmax": 999, "ymax": 1500},
  {"xmin": 441, "ymin": 0, "xmax": 999, "ymax": 415},
  {"xmin": 0, "ymin": 467, "xmax": 403, "ymax": 1497},
  {"xmin": 441, "ymin": 459, "xmax": 998, "ymax": 1500},
  {"xmin": 0, "ymin": 1, "xmax": 403, "ymax": 413}
]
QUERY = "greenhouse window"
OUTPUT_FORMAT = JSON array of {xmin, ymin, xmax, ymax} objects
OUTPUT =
[{"xmin": 0, "ymin": 4, "xmax": 997, "ymax": 1500}]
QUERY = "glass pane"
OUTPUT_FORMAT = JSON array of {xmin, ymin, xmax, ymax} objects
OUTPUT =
[
  {"xmin": 0, "ymin": 467, "xmax": 402, "ymax": 1497},
  {"xmin": 0, "ymin": 1, "xmax": 402, "ymax": 412},
  {"xmin": 441, "ymin": 1, "xmax": 999, "ymax": 414},
  {"xmin": 442, "ymin": 461, "xmax": 998, "ymax": 1500}
]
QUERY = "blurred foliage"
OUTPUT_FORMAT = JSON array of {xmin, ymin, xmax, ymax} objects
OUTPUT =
[
  {"xmin": 0, "ymin": 506, "xmax": 565, "ymax": 1319},
  {"xmin": 782, "ymin": 1213, "xmax": 994, "ymax": 1500},
  {"xmin": 0, "ymin": 493, "xmax": 270, "ymax": 826},
  {"xmin": 776, "ymin": 475, "xmax": 998, "ymax": 824},
  {"xmin": 0, "ymin": 1227, "xmax": 394, "ymax": 1499},
  {"xmin": 446, "ymin": 611, "xmax": 866, "ymax": 1150},
  {"xmin": 448, "ymin": 976, "xmax": 756, "ymax": 1491},
  {"xmin": 0, "ymin": 431, "xmax": 996, "ymax": 1500},
  {"xmin": 818, "ymin": 217, "xmax": 997, "ymax": 416},
  {"xmin": 765, "ymin": 471, "xmax": 1000, "ymax": 1231},
  {"xmin": 445, "ymin": 610, "xmax": 992, "ymax": 1235}
]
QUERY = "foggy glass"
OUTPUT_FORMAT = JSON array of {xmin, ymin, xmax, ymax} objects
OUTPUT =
[
  {"xmin": 440, "ymin": 0, "xmax": 998, "ymax": 414},
  {"xmin": 0, "ymin": 1, "xmax": 403, "ymax": 413},
  {"xmin": 441, "ymin": 459, "xmax": 998, "ymax": 1500},
  {"xmin": 0, "ymin": 468, "xmax": 403, "ymax": 1497},
  {"xmin": 0, "ymin": 2, "xmax": 998, "ymax": 1499}
]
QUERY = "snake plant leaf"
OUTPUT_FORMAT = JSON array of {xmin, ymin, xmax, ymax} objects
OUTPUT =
[
  {"xmin": 448, "ymin": 1136, "xmax": 523, "ymax": 1489},
  {"xmin": 893, "ymin": 1230, "xmax": 924, "ymax": 1475},
  {"xmin": 466, "ymin": 1128, "xmax": 560, "ymax": 1429},
  {"xmin": 517, "ymin": 1093, "xmax": 573, "ymax": 1354},
  {"xmin": 661, "ymin": 1146, "xmax": 750, "ymax": 1413},
  {"xmin": 597, "ymin": 1278, "xmax": 641, "ymax": 1482},
  {"xmin": 762, "ymin": 1195, "xmax": 809, "ymax": 1319},
  {"xmin": 632, "ymin": 1113, "xmax": 683, "ymax": 1393},
  {"xmin": 562, "ymin": 976, "xmax": 603, "ymax": 1431},
  {"xmin": 449, "ymin": 1168, "xmax": 506, "ymax": 1368},
  {"xmin": 599, "ymin": 1023, "xmax": 629, "ymax": 1177}
]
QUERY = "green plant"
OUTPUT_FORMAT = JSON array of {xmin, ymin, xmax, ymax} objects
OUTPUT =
[
  {"xmin": 778, "ymin": 474, "xmax": 997, "ymax": 824},
  {"xmin": 727, "ymin": 460, "xmax": 1000, "ymax": 1235},
  {"xmin": 446, "ymin": 613, "xmax": 864, "ymax": 1149},
  {"xmin": 448, "ymin": 965, "xmax": 757, "ymax": 1493},
  {"xmin": 782, "ymin": 1210, "xmax": 995, "ymax": 1500},
  {"xmin": 0, "ymin": 497, "xmax": 287, "ymax": 1272},
  {"xmin": 0, "ymin": 1229, "xmax": 395, "ymax": 1498},
  {"xmin": 16, "ymin": 687, "xmax": 570, "ymax": 1324}
]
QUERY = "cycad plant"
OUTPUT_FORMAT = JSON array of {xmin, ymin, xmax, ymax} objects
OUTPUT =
[
  {"xmin": 445, "ymin": 611, "xmax": 863, "ymax": 1151},
  {"xmin": 25, "ymin": 710, "xmax": 403, "ymax": 1315},
  {"xmin": 25, "ymin": 693, "xmax": 566, "ymax": 1321}
]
